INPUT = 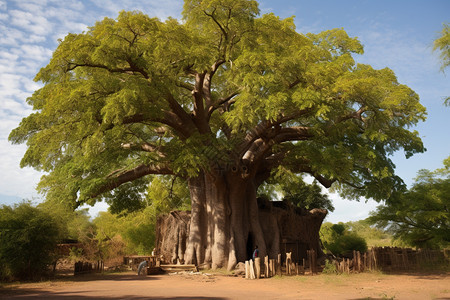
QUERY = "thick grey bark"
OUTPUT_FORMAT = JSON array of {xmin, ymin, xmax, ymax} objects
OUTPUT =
[{"xmin": 175, "ymin": 168, "xmax": 327, "ymax": 270}]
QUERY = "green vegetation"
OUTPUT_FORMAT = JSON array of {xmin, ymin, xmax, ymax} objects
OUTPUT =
[
  {"xmin": 320, "ymin": 222, "xmax": 368, "ymax": 256},
  {"xmin": 434, "ymin": 23, "xmax": 450, "ymax": 72},
  {"xmin": 7, "ymin": 0, "xmax": 428, "ymax": 268},
  {"xmin": 345, "ymin": 219, "xmax": 397, "ymax": 248},
  {"xmin": 0, "ymin": 202, "xmax": 62, "ymax": 281},
  {"xmin": 368, "ymin": 159, "xmax": 450, "ymax": 249},
  {"xmin": 260, "ymin": 171, "xmax": 334, "ymax": 212},
  {"xmin": 322, "ymin": 259, "xmax": 338, "ymax": 274}
]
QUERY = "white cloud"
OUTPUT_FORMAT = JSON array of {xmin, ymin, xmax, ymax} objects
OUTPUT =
[
  {"xmin": 0, "ymin": 140, "xmax": 43, "ymax": 199},
  {"xmin": 325, "ymin": 193, "xmax": 379, "ymax": 224}
]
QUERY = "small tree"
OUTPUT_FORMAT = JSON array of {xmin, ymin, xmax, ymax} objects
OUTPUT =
[
  {"xmin": 368, "ymin": 159, "xmax": 450, "ymax": 249},
  {"xmin": 0, "ymin": 202, "xmax": 62, "ymax": 281}
]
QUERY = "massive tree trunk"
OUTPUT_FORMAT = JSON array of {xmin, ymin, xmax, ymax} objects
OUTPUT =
[
  {"xmin": 158, "ymin": 168, "xmax": 327, "ymax": 270},
  {"xmin": 183, "ymin": 170, "xmax": 264, "ymax": 270}
]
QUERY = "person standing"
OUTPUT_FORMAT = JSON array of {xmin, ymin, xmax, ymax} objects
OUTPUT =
[{"xmin": 252, "ymin": 245, "xmax": 259, "ymax": 260}]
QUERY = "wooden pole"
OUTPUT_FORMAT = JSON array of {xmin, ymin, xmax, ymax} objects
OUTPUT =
[
  {"xmin": 277, "ymin": 253, "xmax": 282, "ymax": 276},
  {"xmin": 245, "ymin": 260, "xmax": 249, "ymax": 279},
  {"xmin": 255, "ymin": 257, "xmax": 261, "ymax": 279},
  {"xmin": 249, "ymin": 259, "xmax": 255, "ymax": 279},
  {"xmin": 286, "ymin": 252, "xmax": 292, "ymax": 275},
  {"xmin": 264, "ymin": 256, "xmax": 269, "ymax": 278},
  {"xmin": 269, "ymin": 259, "xmax": 273, "ymax": 277}
]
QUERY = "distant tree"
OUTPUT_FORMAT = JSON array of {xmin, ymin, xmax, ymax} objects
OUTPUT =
[
  {"xmin": 320, "ymin": 222, "xmax": 367, "ymax": 256},
  {"xmin": 345, "ymin": 219, "xmax": 395, "ymax": 247},
  {"xmin": 368, "ymin": 158, "xmax": 450, "ymax": 249},
  {"xmin": 0, "ymin": 202, "xmax": 62, "ymax": 281},
  {"xmin": 10, "ymin": 0, "xmax": 426, "ymax": 269}
]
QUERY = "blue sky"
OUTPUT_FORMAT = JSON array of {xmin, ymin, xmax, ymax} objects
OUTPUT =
[{"xmin": 0, "ymin": 0, "xmax": 448, "ymax": 223}]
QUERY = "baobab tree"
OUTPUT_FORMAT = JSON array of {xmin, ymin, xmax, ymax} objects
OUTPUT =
[{"xmin": 10, "ymin": 0, "xmax": 426, "ymax": 269}]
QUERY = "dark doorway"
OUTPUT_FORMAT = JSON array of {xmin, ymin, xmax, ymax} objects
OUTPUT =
[{"xmin": 246, "ymin": 232, "xmax": 254, "ymax": 260}]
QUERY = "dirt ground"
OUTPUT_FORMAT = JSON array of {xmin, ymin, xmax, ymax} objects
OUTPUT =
[{"xmin": 0, "ymin": 271, "xmax": 449, "ymax": 300}]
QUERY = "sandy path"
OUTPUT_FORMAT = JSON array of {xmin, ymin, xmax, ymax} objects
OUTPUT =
[{"xmin": 1, "ymin": 271, "xmax": 449, "ymax": 299}]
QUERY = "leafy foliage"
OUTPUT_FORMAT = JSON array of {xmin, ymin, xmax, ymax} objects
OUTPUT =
[
  {"xmin": 261, "ymin": 169, "xmax": 334, "ymax": 211},
  {"xmin": 9, "ymin": 0, "xmax": 426, "ymax": 210},
  {"xmin": 0, "ymin": 202, "xmax": 62, "ymax": 281},
  {"xmin": 320, "ymin": 222, "xmax": 368, "ymax": 256},
  {"xmin": 368, "ymin": 159, "xmax": 450, "ymax": 249},
  {"xmin": 345, "ymin": 219, "xmax": 396, "ymax": 248},
  {"xmin": 434, "ymin": 23, "xmax": 450, "ymax": 72},
  {"xmin": 433, "ymin": 23, "xmax": 450, "ymax": 105}
]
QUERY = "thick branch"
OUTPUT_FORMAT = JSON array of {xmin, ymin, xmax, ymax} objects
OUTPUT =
[
  {"xmin": 191, "ymin": 72, "xmax": 211, "ymax": 133},
  {"xmin": 272, "ymin": 126, "xmax": 313, "ymax": 143},
  {"xmin": 208, "ymin": 91, "xmax": 239, "ymax": 117},
  {"xmin": 67, "ymin": 62, "xmax": 149, "ymax": 79},
  {"xmin": 164, "ymin": 92, "xmax": 197, "ymax": 136},
  {"xmin": 121, "ymin": 142, "xmax": 166, "ymax": 157},
  {"xmin": 92, "ymin": 163, "xmax": 173, "ymax": 198}
]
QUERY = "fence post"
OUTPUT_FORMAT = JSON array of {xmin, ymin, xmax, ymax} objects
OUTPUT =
[
  {"xmin": 286, "ymin": 252, "xmax": 292, "ymax": 275},
  {"xmin": 277, "ymin": 253, "xmax": 282, "ymax": 276},
  {"xmin": 264, "ymin": 255, "xmax": 269, "ymax": 278},
  {"xmin": 245, "ymin": 260, "xmax": 249, "ymax": 279},
  {"xmin": 255, "ymin": 257, "xmax": 261, "ymax": 279}
]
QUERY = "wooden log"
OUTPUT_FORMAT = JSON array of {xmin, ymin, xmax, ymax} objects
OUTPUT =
[
  {"xmin": 249, "ymin": 259, "xmax": 256, "ymax": 279},
  {"xmin": 245, "ymin": 260, "xmax": 249, "ymax": 279},
  {"xmin": 402, "ymin": 248, "xmax": 408, "ymax": 270},
  {"xmin": 286, "ymin": 252, "xmax": 292, "ymax": 275},
  {"xmin": 308, "ymin": 250, "xmax": 316, "ymax": 275},
  {"xmin": 312, "ymin": 250, "xmax": 316, "ymax": 274},
  {"xmin": 255, "ymin": 257, "xmax": 261, "ymax": 279},
  {"xmin": 264, "ymin": 256, "xmax": 269, "ymax": 278},
  {"xmin": 277, "ymin": 254, "xmax": 282, "ymax": 276},
  {"xmin": 290, "ymin": 262, "xmax": 296, "ymax": 276},
  {"xmin": 268, "ymin": 259, "xmax": 272, "ymax": 277},
  {"xmin": 357, "ymin": 251, "xmax": 362, "ymax": 272},
  {"xmin": 373, "ymin": 248, "xmax": 378, "ymax": 270}
]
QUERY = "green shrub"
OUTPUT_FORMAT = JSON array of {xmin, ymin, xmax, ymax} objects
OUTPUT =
[
  {"xmin": 0, "ymin": 202, "xmax": 62, "ymax": 281},
  {"xmin": 322, "ymin": 259, "xmax": 337, "ymax": 274},
  {"xmin": 321, "ymin": 222, "xmax": 368, "ymax": 256}
]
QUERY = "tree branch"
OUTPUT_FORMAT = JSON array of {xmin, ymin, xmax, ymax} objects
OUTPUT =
[
  {"xmin": 91, "ymin": 163, "xmax": 173, "ymax": 198},
  {"xmin": 272, "ymin": 126, "xmax": 313, "ymax": 143},
  {"xmin": 67, "ymin": 62, "xmax": 149, "ymax": 79}
]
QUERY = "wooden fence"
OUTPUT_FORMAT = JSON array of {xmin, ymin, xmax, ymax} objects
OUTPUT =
[
  {"xmin": 243, "ymin": 247, "xmax": 448, "ymax": 278},
  {"xmin": 245, "ymin": 249, "xmax": 319, "ymax": 279},
  {"xmin": 333, "ymin": 247, "xmax": 449, "ymax": 274},
  {"xmin": 74, "ymin": 260, "xmax": 104, "ymax": 275}
]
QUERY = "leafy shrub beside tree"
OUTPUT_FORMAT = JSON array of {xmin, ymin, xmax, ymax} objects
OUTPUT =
[{"xmin": 0, "ymin": 202, "xmax": 62, "ymax": 281}]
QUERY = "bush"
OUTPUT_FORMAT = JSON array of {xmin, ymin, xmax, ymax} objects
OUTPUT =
[
  {"xmin": 321, "ymin": 222, "xmax": 368, "ymax": 256},
  {"xmin": 322, "ymin": 259, "xmax": 337, "ymax": 274},
  {"xmin": 0, "ymin": 202, "xmax": 62, "ymax": 281}
]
